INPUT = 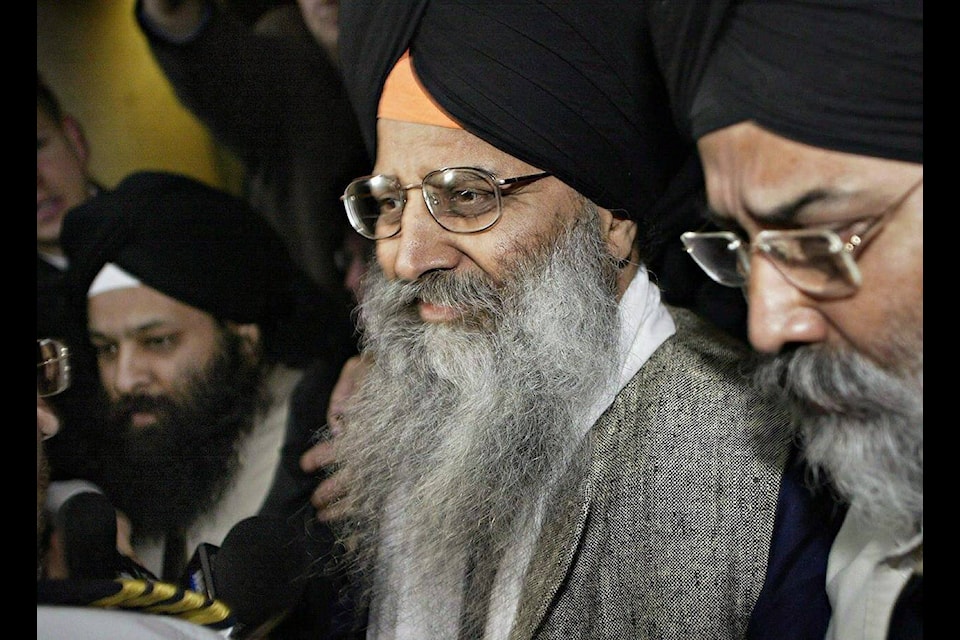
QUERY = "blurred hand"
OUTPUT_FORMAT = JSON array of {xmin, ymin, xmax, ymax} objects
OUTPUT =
[
  {"xmin": 299, "ymin": 354, "xmax": 368, "ymax": 521},
  {"xmin": 115, "ymin": 510, "xmax": 139, "ymax": 561}
]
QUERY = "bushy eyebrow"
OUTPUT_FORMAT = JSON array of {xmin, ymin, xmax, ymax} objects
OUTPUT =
[
  {"xmin": 88, "ymin": 319, "xmax": 170, "ymax": 343},
  {"xmin": 761, "ymin": 189, "xmax": 839, "ymax": 224},
  {"xmin": 698, "ymin": 203, "xmax": 744, "ymax": 234},
  {"xmin": 703, "ymin": 187, "xmax": 846, "ymax": 230}
]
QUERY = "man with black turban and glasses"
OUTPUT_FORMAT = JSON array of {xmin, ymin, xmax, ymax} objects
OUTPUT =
[
  {"xmin": 677, "ymin": 2, "xmax": 922, "ymax": 638},
  {"xmin": 295, "ymin": 1, "xmax": 843, "ymax": 638}
]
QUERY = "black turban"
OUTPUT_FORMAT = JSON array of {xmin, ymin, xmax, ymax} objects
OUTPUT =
[
  {"xmin": 61, "ymin": 171, "xmax": 354, "ymax": 367},
  {"xmin": 689, "ymin": 0, "xmax": 923, "ymax": 163},
  {"xmin": 339, "ymin": 0, "xmax": 696, "ymax": 227}
]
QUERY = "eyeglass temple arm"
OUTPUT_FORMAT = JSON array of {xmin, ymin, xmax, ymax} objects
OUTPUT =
[{"xmin": 497, "ymin": 172, "xmax": 551, "ymax": 187}]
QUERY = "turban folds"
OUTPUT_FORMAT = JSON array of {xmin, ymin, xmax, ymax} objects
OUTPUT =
[
  {"xmin": 338, "ymin": 0, "xmax": 695, "ymax": 228},
  {"xmin": 689, "ymin": 1, "xmax": 923, "ymax": 163},
  {"xmin": 60, "ymin": 171, "xmax": 351, "ymax": 367}
]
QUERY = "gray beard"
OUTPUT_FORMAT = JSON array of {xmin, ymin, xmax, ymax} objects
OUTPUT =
[
  {"xmin": 334, "ymin": 207, "xmax": 622, "ymax": 633},
  {"xmin": 755, "ymin": 343, "xmax": 923, "ymax": 539}
]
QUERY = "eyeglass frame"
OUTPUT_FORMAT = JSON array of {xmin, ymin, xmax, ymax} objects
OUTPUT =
[
  {"xmin": 680, "ymin": 177, "xmax": 923, "ymax": 299},
  {"xmin": 37, "ymin": 338, "xmax": 71, "ymax": 398},
  {"xmin": 341, "ymin": 166, "xmax": 552, "ymax": 240}
]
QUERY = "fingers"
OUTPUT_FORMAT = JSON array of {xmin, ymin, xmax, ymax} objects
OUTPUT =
[
  {"xmin": 37, "ymin": 398, "xmax": 61, "ymax": 440},
  {"xmin": 299, "ymin": 438, "xmax": 337, "ymax": 474},
  {"xmin": 312, "ymin": 472, "xmax": 349, "ymax": 522},
  {"xmin": 325, "ymin": 353, "xmax": 368, "ymax": 428},
  {"xmin": 305, "ymin": 354, "xmax": 370, "ymax": 522},
  {"xmin": 299, "ymin": 435, "xmax": 348, "ymax": 521},
  {"xmin": 115, "ymin": 510, "xmax": 138, "ymax": 559}
]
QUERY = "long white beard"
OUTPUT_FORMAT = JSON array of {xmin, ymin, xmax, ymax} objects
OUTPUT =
[
  {"xmin": 755, "ymin": 343, "xmax": 923, "ymax": 539},
  {"xmin": 334, "ymin": 208, "xmax": 621, "ymax": 635}
]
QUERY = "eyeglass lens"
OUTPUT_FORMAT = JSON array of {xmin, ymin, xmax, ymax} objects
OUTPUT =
[
  {"xmin": 757, "ymin": 233, "xmax": 860, "ymax": 296},
  {"xmin": 680, "ymin": 232, "xmax": 746, "ymax": 287},
  {"xmin": 681, "ymin": 230, "xmax": 860, "ymax": 297},
  {"xmin": 424, "ymin": 169, "xmax": 501, "ymax": 232},
  {"xmin": 37, "ymin": 339, "xmax": 70, "ymax": 397},
  {"xmin": 344, "ymin": 168, "xmax": 504, "ymax": 239},
  {"xmin": 683, "ymin": 177, "xmax": 921, "ymax": 298}
]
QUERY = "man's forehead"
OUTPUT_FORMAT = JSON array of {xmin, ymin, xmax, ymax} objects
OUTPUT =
[
  {"xmin": 375, "ymin": 118, "xmax": 538, "ymax": 178},
  {"xmin": 88, "ymin": 285, "xmax": 213, "ymax": 334},
  {"xmin": 699, "ymin": 123, "xmax": 919, "ymax": 226}
]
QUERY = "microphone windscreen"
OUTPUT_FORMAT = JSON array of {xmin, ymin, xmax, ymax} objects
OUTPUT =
[
  {"xmin": 57, "ymin": 491, "xmax": 119, "ymax": 580},
  {"xmin": 45, "ymin": 479, "xmax": 106, "ymax": 515},
  {"xmin": 213, "ymin": 516, "xmax": 309, "ymax": 637}
]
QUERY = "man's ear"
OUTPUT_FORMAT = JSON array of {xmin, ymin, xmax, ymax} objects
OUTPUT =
[
  {"xmin": 228, "ymin": 323, "xmax": 262, "ymax": 363},
  {"xmin": 598, "ymin": 207, "xmax": 637, "ymax": 263},
  {"xmin": 597, "ymin": 206, "xmax": 640, "ymax": 299}
]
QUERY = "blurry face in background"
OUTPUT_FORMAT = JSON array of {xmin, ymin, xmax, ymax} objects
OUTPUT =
[
  {"xmin": 697, "ymin": 121, "xmax": 923, "ymax": 535},
  {"xmin": 37, "ymin": 107, "xmax": 89, "ymax": 256},
  {"xmin": 336, "ymin": 231, "xmax": 373, "ymax": 303},
  {"xmin": 86, "ymin": 284, "xmax": 265, "ymax": 538},
  {"xmin": 296, "ymin": 0, "xmax": 339, "ymax": 61}
]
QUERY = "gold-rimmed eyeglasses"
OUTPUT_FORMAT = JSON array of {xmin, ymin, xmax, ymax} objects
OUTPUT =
[
  {"xmin": 680, "ymin": 177, "xmax": 922, "ymax": 299},
  {"xmin": 341, "ymin": 166, "xmax": 551, "ymax": 240}
]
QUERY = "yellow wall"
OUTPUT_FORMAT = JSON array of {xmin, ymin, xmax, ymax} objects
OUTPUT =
[{"xmin": 37, "ymin": 0, "xmax": 243, "ymax": 193}]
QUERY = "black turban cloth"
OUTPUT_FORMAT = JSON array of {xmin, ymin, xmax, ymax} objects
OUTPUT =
[
  {"xmin": 340, "ymin": 0, "xmax": 698, "ymax": 228},
  {"xmin": 689, "ymin": 0, "xmax": 923, "ymax": 164},
  {"xmin": 60, "ymin": 171, "xmax": 355, "ymax": 368}
]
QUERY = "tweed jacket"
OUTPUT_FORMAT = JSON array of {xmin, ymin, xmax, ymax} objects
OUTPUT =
[{"xmin": 508, "ymin": 307, "xmax": 791, "ymax": 639}]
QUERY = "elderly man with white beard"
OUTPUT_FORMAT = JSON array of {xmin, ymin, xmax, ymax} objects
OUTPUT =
[{"xmin": 296, "ymin": 2, "xmax": 843, "ymax": 639}]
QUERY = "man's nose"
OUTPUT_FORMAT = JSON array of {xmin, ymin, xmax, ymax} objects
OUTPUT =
[
  {"xmin": 110, "ymin": 346, "xmax": 151, "ymax": 396},
  {"xmin": 386, "ymin": 196, "xmax": 461, "ymax": 282},
  {"xmin": 746, "ymin": 255, "xmax": 828, "ymax": 354}
]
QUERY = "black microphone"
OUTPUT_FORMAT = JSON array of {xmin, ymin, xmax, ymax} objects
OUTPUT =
[
  {"xmin": 56, "ymin": 491, "xmax": 119, "ymax": 580},
  {"xmin": 46, "ymin": 481, "xmax": 159, "ymax": 582},
  {"xmin": 213, "ymin": 515, "xmax": 310, "ymax": 640}
]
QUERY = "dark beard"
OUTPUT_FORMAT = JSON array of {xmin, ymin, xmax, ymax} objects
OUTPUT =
[
  {"xmin": 754, "ymin": 344, "xmax": 922, "ymax": 538},
  {"xmin": 93, "ymin": 331, "xmax": 267, "ymax": 542},
  {"xmin": 334, "ymin": 205, "xmax": 622, "ymax": 632}
]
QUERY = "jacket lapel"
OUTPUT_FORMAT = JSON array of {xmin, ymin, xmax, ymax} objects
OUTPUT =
[{"xmin": 508, "ymin": 432, "xmax": 595, "ymax": 639}]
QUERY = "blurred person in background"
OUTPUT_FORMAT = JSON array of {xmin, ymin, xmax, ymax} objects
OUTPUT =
[
  {"xmin": 135, "ymin": 0, "xmax": 370, "ymax": 356},
  {"xmin": 39, "ymin": 338, "xmax": 229, "ymax": 638},
  {"xmin": 59, "ymin": 171, "xmax": 347, "ymax": 582},
  {"xmin": 38, "ymin": 338, "xmax": 69, "ymax": 569},
  {"xmin": 37, "ymin": 72, "xmax": 110, "ymax": 485}
]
